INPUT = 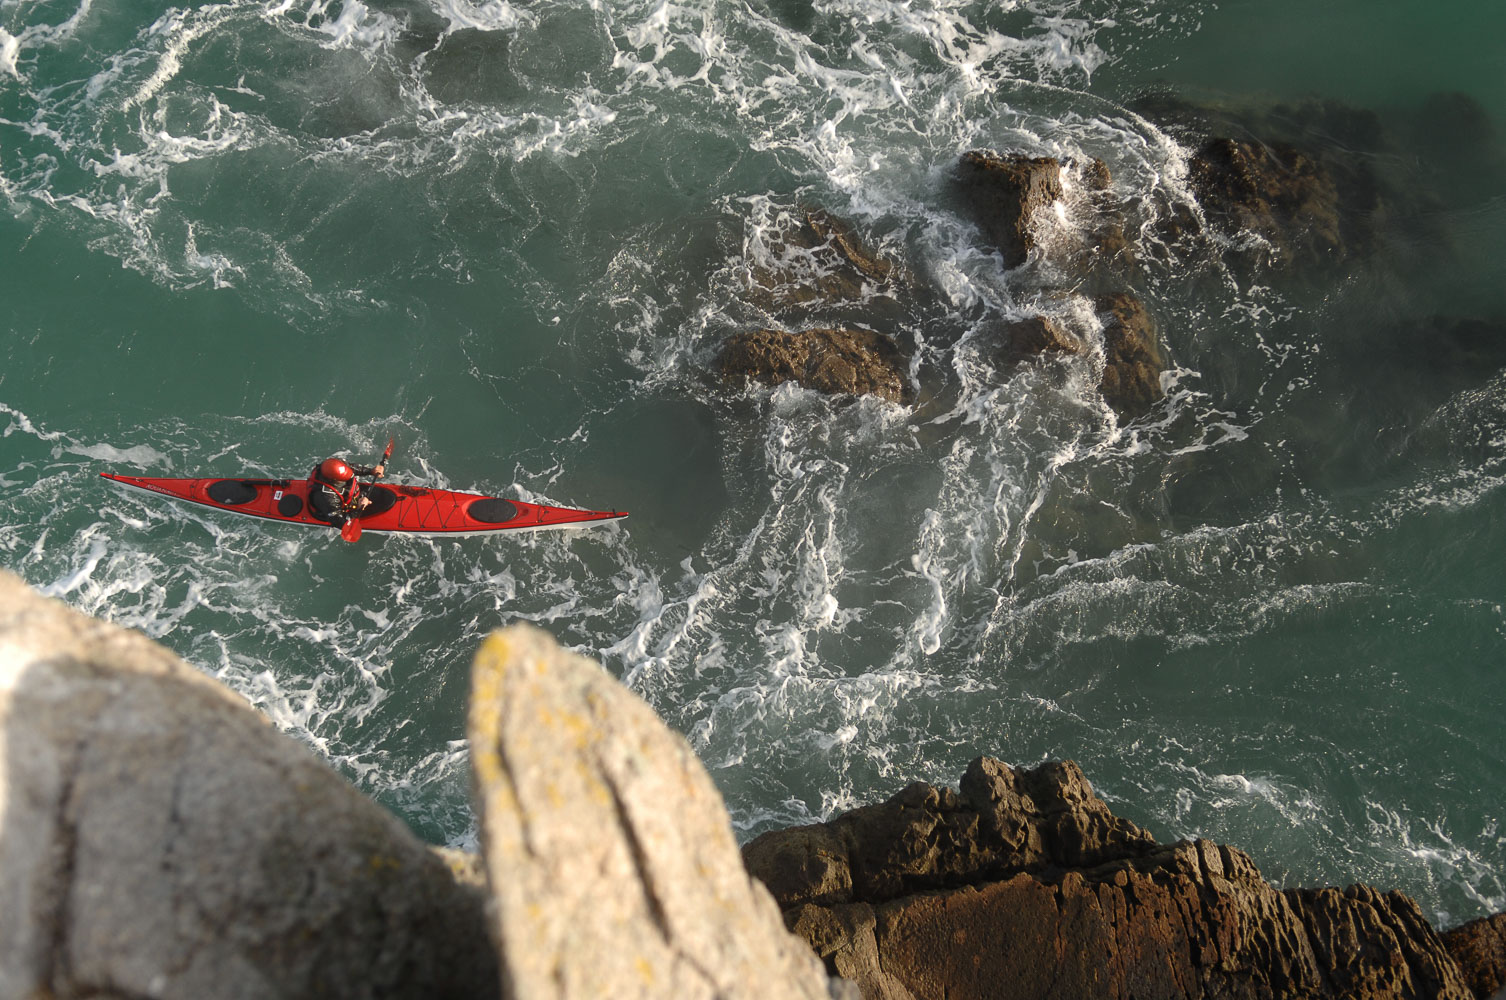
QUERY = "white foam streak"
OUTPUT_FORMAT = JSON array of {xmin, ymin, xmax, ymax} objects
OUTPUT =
[
  {"xmin": 428, "ymin": 0, "xmax": 532, "ymax": 36},
  {"xmin": 125, "ymin": 8, "xmax": 227, "ymax": 110},
  {"xmin": 0, "ymin": 0, "xmax": 93, "ymax": 79},
  {"xmin": 0, "ymin": 29, "xmax": 19, "ymax": 79},
  {"xmin": 1, "ymin": 402, "xmax": 67, "ymax": 442}
]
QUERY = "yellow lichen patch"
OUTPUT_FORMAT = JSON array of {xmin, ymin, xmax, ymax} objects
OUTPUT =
[
  {"xmin": 368, "ymin": 853, "xmax": 402, "ymax": 872},
  {"xmin": 636, "ymin": 956, "xmax": 656, "ymax": 985},
  {"xmin": 469, "ymin": 632, "xmax": 518, "ymax": 810}
]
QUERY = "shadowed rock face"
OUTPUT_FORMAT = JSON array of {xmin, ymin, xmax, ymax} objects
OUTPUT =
[
  {"xmin": 717, "ymin": 327, "xmax": 911, "ymax": 403},
  {"xmin": 0, "ymin": 570, "xmax": 498, "ymax": 1000},
  {"xmin": 745, "ymin": 757, "xmax": 1474, "ymax": 1000},
  {"xmin": 1442, "ymin": 914, "xmax": 1506, "ymax": 1000},
  {"xmin": 467, "ymin": 623, "xmax": 854, "ymax": 1000},
  {"xmin": 955, "ymin": 151, "xmax": 1065, "ymax": 269}
]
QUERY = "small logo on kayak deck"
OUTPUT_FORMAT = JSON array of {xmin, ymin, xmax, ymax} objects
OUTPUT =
[{"xmin": 274, "ymin": 490, "xmax": 283, "ymax": 499}]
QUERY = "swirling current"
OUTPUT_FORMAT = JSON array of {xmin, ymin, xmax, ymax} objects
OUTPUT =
[{"xmin": 3, "ymin": 0, "xmax": 1504, "ymax": 928}]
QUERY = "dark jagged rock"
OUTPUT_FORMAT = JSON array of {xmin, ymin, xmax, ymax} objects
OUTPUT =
[
  {"xmin": 1442, "ymin": 913, "xmax": 1506, "ymax": 1000},
  {"xmin": 746, "ymin": 757, "xmax": 1474, "ymax": 1000},
  {"xmin": 1096, "ymin": 291, "xmax": 1166, "ymax": 419},
  {"xmin": 745, "ymin": 206, "xmax": 910, "ymax": 310},
  {"xmin": 717, "ymin": 327, "xmax": 910, "ymax": 403},
  {"xmin": 955, "ymin": 151, "xmax": 1065, "ymax": 268},
  {"xmin": 1132, "ymin": 93, "xmax": 1429, "ymax": 272}
]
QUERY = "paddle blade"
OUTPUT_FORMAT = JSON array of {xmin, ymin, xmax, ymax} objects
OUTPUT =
[
  {"xmin": 341, "ymin": 518, "xmax": 362, "ymax": 543},
  {"xmin": 380, "ymin": 436, "xmax": 395, "ymax": 466}
]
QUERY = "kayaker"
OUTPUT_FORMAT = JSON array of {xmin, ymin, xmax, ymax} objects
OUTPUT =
[{"xmin": 307, "ymin": 456, "xmax": 386, "ymax": 528}]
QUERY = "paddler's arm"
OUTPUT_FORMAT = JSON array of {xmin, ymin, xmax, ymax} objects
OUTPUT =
[{"xmin": 346, "ymin": 463, "xmax": 385, "ymax": 511}]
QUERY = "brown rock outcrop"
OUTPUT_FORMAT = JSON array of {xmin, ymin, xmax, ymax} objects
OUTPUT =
[
  {"xmin": 998, "ymin": 315, "xmax": 1084, "ymax": 362},
  {"xmin": 1132, "ymin": 92, "xmax": 1409, "ymax": 274},
  {"xmin": 1441, "ymin": 913, "xmax": 1506, "ymax": 999},
  {"xmin": 991, "ymin": 295, "xmax": 1164, "ymax": 421},
  {"xmin": 746, "ymin": 757, "xmax": 1475, "ymax": 1000},
  {"xmin": 955, "ymin": 150, "xmax": 1131, "ymax": 274},
  {"xmin": 717, "ymin": 327, "xmax": 910, "ymax": 403},
  {"xmin": 955, "ymin": 151, "xmax": 1065, "ymax": 268}
]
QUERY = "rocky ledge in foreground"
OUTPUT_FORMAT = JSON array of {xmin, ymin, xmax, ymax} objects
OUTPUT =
[
  {"xmin": 0, "ymin": 570, "xmax": 849, "ymax": 1000},
  {"xmin": 745, "ymin": 757, "xmax": 1482, "ymax": 1000},
  {"xmin": 6, "ymin": 568, "xmax": 1504, "ymax": 1000},
  {"xmin": 0, "ymin": 570, "xmax": 498, "ymax": 1000}
]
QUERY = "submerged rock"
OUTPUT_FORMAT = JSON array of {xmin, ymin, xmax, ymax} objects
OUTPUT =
[
  {"xmin": 1189, "ymin": 136, "xmax": 1347, "ymax": 268},
  {"xmin": 1131, "ymin": 92, "xmax": 1425, "ymax": 272},
  {"xmin": 717, "ymin": 326, "xmax": 911, "ymax": 403},
  {"xmin": 468, "ymin": 623, "xmax": 853, "ymax": 1000},
  {"xmin": 1096, "ymin": 291, "xmax": 1166, "ymax": 419},
  {"xmin": 0, "ymin": 570, "xmax": 498, "ymax": 1000},
  {"xmin": 746, "ymin": 757, "xmax": 1474, "ymax": 1000},
  {"xmin": 989, "ymin": 294, "xmax": 1164, "ymax": 421},
  {"xmin": 745, "ymin": 206, "xmax": 910, "ymax": 311}
]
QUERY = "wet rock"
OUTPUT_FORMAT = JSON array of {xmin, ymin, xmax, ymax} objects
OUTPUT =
[
  {"xmin": 747, "ymin": 757, "xmax": 1474, "ymax": 1000},
  {"xmin": 955, "ymin": 150, "xmax": 1131, "ymax": 276},
  {"xmin": 1441, "ymin": 912, "xmax": 1506, "ymax": 1000},
  {"xmin": 746, "ymin": 206, "xmax": 910, "ymax": 310},
  {"xmin": 717, "ymin": 327, "xmax": 910, "ymax": 403},
  {"xmin": 997, "ymin": 315, "xmax": 1084, "ymax": 362},
  {"xmin": 468, "ymin": 623, "xmax": 853, "ymax": 1000},
  {"xmin": 1096, "ymin": 291, "xmax": 1166, "ymax": 419},
  {"xmin": 987, "ymin": 295, "xmax": 1164, "ymax": 421},
  {"xmin": 0, "ymin": 570, "xmax": 498, "ymax": 1000},
  {"xmin": 1189, "ymin": 136, "xmax": 1346, "ymax": 266},
  {"xmin": 1132, "ymin": 93, "xmax": 1411, "ymax": 272},
  {"xmin": 955, "ymin": 150, "xmax": 1064, "ymax": 268},
  {"xmin": 1072, "ymin": 156, "xmax": 1136, "ymax": 272},
  {"xmin": 1406, "ymin": 91, "xmax": 1506, "ymax": 207}
]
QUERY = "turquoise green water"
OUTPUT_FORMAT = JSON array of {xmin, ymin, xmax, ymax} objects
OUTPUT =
[{"xmin": 4, "ymin": 0, "xmax": 1504, "ymax": 927}]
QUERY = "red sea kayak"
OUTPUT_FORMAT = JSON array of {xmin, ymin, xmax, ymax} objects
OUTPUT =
[{"xmin": 100, "ymin": 473, "xmax": 627, "ymax": 537}]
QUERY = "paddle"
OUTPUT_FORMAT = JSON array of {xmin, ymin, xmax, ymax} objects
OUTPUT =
[{"xmin": 340, "ymin": 436, "xmax": 395, "ymax": 543}]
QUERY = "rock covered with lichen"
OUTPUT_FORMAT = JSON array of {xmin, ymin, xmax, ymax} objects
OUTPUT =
[{"xmin": 467, "ymin": 622, "xmax": 853, "ymax": 1000}]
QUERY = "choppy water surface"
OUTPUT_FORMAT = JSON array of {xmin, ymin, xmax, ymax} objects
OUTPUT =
[{"xmin": 4, "ymin": 0, "xmax": 1504, "ymax": 927}]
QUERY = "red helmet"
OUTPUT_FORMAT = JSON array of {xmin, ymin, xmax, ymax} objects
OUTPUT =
[{"xmin": 318, "ymin": 458, "xmax": 355, "ymax": 484}]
